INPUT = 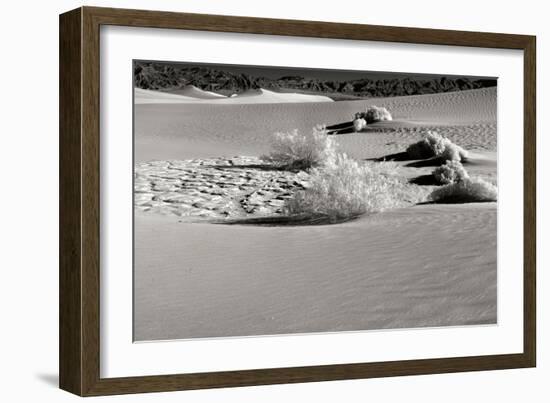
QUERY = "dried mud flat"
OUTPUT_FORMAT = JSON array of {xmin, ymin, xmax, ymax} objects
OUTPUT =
[{"xmin": 135, "ymin": 156, "xmax": 309, "ymax": 220}]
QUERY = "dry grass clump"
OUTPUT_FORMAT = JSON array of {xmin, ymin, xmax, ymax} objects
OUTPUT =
[
  {"xmin": 430, "ymin": 177, "xmax": 497, "ymax": 203},
  {"xmin": 262, "ymin": 126, "xmax": 421, "ymax": 221},
  {"xmin": 432, "ymin": 160, "xmax": 469, "ymax": 184},
  {"xmin": 355, "ymin": 105, "xmax": 393, "ymax": 124},
  {"xmin": 284, "ymin": 153, "xmax": 411, "ymax": 221},
  {"xmin": 406, "ymin": 131, "xmax": 468, "ymax": 162},
  {"xmin": 261, "ymin": 127, "xmax": 336, "ymax": 171}
]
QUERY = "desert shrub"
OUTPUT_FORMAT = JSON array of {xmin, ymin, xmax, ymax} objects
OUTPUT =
[
  {"xmin": 430, "ymin": 177, "xmax": 497, "ymax": 203},
  {"xmin": 284, "ymin": 154, "xmax": 411, "ymax": 221},
  {"xmin": 432, "ymin": 160, "xmax": 469, "ymax": 184},
  {"xmin": 353, "ymin": 118, "xmax": 367, "ymax": 132},
  {"xmin": 406, "ymin": 131, "xmax": 468, "ymax": 161},
  {"xmin": 366, "ymin": 105, "xmax": 392, "ymax": 123},
  {"xmin": 439, "ymin": 142, "xmax": 468, "ymax": 162},
  {"xmin": 355, "ymin": 105, "xmax": 392, "ymax": 124},
  {"xmin": 261, "ymin": 127, "xmax": 336, "ymax": 171}
]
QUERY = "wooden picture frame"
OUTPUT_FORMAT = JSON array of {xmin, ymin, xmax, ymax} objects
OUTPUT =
[{"xmin": 59, "ymin": 6, "xmax": 536, "ymax": 396}]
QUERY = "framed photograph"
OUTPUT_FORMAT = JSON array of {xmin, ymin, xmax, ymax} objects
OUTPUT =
[{"xmin": 59, "ymin": 6, "xmax": 536, "ymax": 396}]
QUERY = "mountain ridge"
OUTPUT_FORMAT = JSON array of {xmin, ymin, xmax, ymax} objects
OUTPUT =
[{"xmin": 134, "ymin": 61, "xmax": 497, "ymax": 99}]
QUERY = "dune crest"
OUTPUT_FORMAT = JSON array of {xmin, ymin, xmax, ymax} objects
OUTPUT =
[
  {"xmin": 134, "ymin": 87, "xmax": 334, "ymax": 105},
  {"xmin": 229, "ymin": 88, "xmax": 333, "ymax": 104},
  {"xmin": 134, "ymin": 88, "xmax": 202, "ymax": 104},
  {"xmin": 164, "ymin": 85, "xmax": 227, "ymax": 99}
]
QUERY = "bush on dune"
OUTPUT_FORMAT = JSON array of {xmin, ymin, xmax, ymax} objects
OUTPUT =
[
  {"xmin": 355, "ymin": 105, "xmax": 392, "ymax": 124},
  {"xmin": 284, "ymin": 153, "xmax": 410, "ymax": 221},
  {"xmin": 261, "ymin": 127, "xmax": 336, "ymax": 171},
  {"xmin": 406, "ymin": 131, "xmax": 468, "ymax": 162},
  {"xmin": 366, "ymin": 105, "xmax": 392, "ymax": 123},
  {"xmin": 432, "ymin": 160, "xmax": 469, "ymax": 184},
  {"xmin": 430, "ymin": 177, "xmax": 497, "ymax": 203},
  {"xmin": 262, "ymin": 126, "xmax": 419, "ymax": 221},
  {"xmin": 353, "ymin": 118, "xmax": 367, "ymax": 132},
  {"xmin": 439, "ymin": 141, "xmax": 469, "ymax": 162}
]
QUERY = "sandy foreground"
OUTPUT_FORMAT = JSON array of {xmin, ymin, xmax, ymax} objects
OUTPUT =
[{"xmin": 133, "ymin": 87, "xmax": 497, "ymax": 341}]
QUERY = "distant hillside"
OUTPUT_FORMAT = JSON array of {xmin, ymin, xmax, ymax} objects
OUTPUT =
[{"xmin": 134, "ymin": 61, "xmax": 497, "ymax": 99}]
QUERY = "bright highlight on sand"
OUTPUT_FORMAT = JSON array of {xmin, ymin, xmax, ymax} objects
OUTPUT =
[{"xmin": 134, "ymin": 86, "xmax": 334, "ymax": 104}]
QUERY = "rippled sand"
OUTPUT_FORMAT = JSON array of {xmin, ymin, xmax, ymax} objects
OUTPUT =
[{"xmin": 135, "ymin": 204, "xmax": 496, "ymax": 340}]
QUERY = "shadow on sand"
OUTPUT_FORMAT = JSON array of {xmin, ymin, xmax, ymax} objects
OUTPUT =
[
  {"xmin": 326, "ymin": 120, "xmax": 355, "ymax": 135},
  {"xmin": 409, "ymin": 174, "xmax": 440, "ymax": 186},
  {"xmin": 201, "ymin": 163, "xmax": 288, "ymax": 172},
  {"xmin": 367, "ymin": 151, "xmax": 411, "ymax": 162},
  {"xmin": 215, "ymin": 214, "xmax": 361, "ymax": 227},
  {"xmin": 416, "ymin": 198, "xmax": 495, "ymax": 205},
  {"xmin": 368, "ymin": 153, "xmax": 447, "ymax": 166},
  {"xmin": 405, "ymin": 157, "xmax": 449, "ymax": 168}
]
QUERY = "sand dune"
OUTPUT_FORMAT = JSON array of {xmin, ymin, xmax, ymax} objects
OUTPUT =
[
  {"xmin": 135, "ymin": 87, "xmax": 334, "ymax": 105},
  {"xmin": 227, "ymin": 88, "xmax": 333, "ymax": 104},
  {"xmin": 134, "ymin": 88, "xmax": 204, "ymax": 104},
  {"xmin": 163, "ymin": 85, "xmax": 227, "ymax": 99},
  {"xmin": 135, "ymin": 87, "xmax": 496, "ymax": 161},
  {"xmin": 133, "ymin": 85, "xmax": 498, "ymax": 341},
  {"xmin": 134, "ymin": 203, "xmax": 496, "ymax": 340}
]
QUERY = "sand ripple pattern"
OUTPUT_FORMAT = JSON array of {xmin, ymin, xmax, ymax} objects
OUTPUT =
[
  {"xmin": 135, "ymin": 157, "xmax": 309, "ymax": 220},
  {"xmin": 376, "ymin": 123, "xmax": 497, "ymax": 151}
]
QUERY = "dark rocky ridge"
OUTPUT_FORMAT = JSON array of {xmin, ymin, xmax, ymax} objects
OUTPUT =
[{"xmin": 134, "ymin": 61, "xmax": 497, "ymax": 99}]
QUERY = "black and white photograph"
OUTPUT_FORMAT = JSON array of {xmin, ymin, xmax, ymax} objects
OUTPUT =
[{"xmin": 132, "ymin": 60, "xmax": 498, "ymax": 341}]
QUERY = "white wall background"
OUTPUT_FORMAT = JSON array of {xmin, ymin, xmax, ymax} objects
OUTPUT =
[{"xmin": 0, "ymin": 0, "xmax": 546, "ymax": 401}]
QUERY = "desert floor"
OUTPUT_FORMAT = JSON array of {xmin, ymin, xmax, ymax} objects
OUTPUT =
[{"xmin": 133, "ymin": 87, "xmax": 497, "ymax": 341}]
